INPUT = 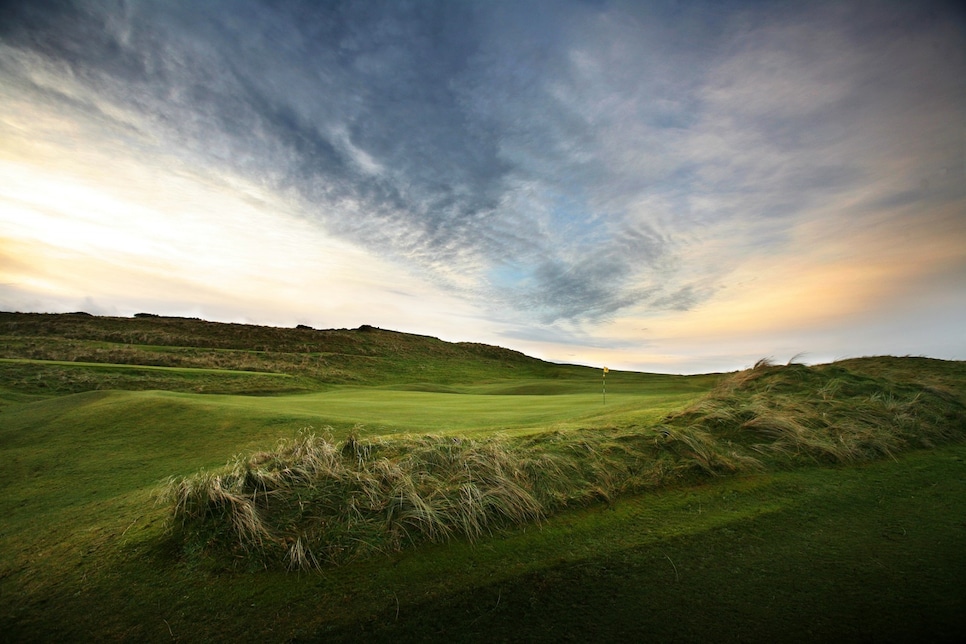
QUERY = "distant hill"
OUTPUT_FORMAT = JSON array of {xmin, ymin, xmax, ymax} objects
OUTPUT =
[
  {"xmin": 0, "ymin": 311, "xmax": 603, "ymax": 392},
  {"xmin": 0, "ymin": 311, "xmax": 523, "ymax": 357}
]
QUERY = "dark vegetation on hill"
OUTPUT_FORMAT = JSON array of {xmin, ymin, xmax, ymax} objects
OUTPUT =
[
  {"xmin": 0, "ymin": 311, "xmax": 604, "ymax": 396},
  {"xmin": 0, "ymin": 311, "xmax": 533, "ymax": 361}
]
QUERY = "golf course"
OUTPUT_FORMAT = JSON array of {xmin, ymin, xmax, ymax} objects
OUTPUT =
[{"xmin": 2, "ymin": 312, "xmax": 965, "ymax": 641}]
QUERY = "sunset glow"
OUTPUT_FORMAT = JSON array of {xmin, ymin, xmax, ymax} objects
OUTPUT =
[{"xmin": 2, "ymin": 1, "xmax": 964, "ymax": 372}]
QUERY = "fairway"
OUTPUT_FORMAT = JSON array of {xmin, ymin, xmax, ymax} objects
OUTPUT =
[{"xmin": 188, "ymin": 386, "xmax": 706, "ymax": 436}]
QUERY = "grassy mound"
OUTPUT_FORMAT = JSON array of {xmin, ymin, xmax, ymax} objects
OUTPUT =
[
  {"xmin": 162, "ymin": 427, "xmax": 752, "ymax": 569},
  {"xmin": 667, "ymin": 358, "xmax": 966, "ymax": 463},
  {"xmin": 162, "ymin": 359, "xmax": 966, "ymax": 569}
]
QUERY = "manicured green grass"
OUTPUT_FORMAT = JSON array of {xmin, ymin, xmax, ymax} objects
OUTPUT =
[{"xmin": 190, "ymin": 387, "xmax": 703, "ymax": 436}]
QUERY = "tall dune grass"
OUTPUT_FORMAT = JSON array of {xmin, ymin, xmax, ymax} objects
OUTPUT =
[
  {"xmin": 161, "ymin": 425, "xmax": 754, "ymax": 568},
  {"xmin": 668, "ymin": 362, "xmax": 965, "ymax": 464},
  {"xmin": 162, "ymin": 361, "xmax": 966, "ymax": 569}
]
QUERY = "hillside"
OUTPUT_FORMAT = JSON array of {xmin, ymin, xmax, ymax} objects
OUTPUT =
[
  {"xmin": 0, "ymin": 311, "xmax": 622, "ymax": 397},
  {"xmin": 0, "ymin": 311, "xmax": 528, "ymax": 358}
]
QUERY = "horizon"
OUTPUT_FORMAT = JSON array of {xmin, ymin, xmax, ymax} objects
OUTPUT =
[{"xmin": 2, "ymin": 1, "xmax": 965, "ymax": 374}]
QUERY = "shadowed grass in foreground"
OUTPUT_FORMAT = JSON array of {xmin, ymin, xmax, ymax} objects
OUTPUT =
[
  {"xmin": 319, "ymin": 444, "xmax": 966, "ymax": 643},
  {"xmin": 163, "ymin": 360, "xmax": 966, "ymax": 569},
  {"xmin": 5, "ymin": 443, "xmax": 966, "ymax": 642}
]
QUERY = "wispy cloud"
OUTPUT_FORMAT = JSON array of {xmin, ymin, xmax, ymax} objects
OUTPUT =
[{"xmin": 1, "ymin": 0, "xmax": 963, "ymax": 372}]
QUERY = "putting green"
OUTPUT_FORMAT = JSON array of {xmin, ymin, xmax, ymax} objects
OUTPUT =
[{"xmin": 139, "ymin": 385, "xmax": 707, "ymax": 437}]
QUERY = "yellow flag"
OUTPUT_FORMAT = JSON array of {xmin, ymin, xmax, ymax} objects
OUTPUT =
[{"xmin": 603, "ymin": 366, "xmax": 609, "ymax": 374}]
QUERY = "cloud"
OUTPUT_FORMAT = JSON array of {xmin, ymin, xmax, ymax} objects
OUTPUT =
[{"xmin": 1, "ymin": 0, "xmax": 964, "ymax": 372}]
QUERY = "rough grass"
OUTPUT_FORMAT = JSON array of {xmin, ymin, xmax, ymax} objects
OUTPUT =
[
  {"xmin": 162, "ymin": 430, "xmax": 615, "ymax": 568},
  {"xmin": 0, "ymin": 358, "xmax": 308, "ymax": 398},
  {"xmin": 162, "ymin": 360, "xmax": 966, "ymax": 569},
  {"xmin": 162, "ymin": 423, "xmax": 768, "ymax": 568},
  {"xmin": 668, "ymin": 359, "xmax": 966, "ymax": 463}
]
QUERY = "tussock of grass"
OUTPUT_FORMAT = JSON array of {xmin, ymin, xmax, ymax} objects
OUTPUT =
[
  {"xmin": 162, "ymin": 423, "xmax": 766, "ymax": 568},
  {"xmin": 162, "ymin": 360, "xmax": 966, "ymax": 570},
  {"xmin": 667, "ymin": 362, "xmax": 966, "ymax": 464},
  {"xmin": 164, "ymin": 431, "xmax": 546, "ymax": 567}
]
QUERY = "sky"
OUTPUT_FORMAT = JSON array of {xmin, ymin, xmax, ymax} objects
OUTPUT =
[{"xmin": 1, "ymin": 0, "xmax": 964, "ymax": 374}]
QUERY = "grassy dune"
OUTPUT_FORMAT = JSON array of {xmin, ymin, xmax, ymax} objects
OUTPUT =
[{"xmin": 1, "ymin": 312, "xmax": 965, "ymax": 640}]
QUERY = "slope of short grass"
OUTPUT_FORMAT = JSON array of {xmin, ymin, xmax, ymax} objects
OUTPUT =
[{"xmin": 328, "ymin": 445, "xmax": 966, "ymax": 643}]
